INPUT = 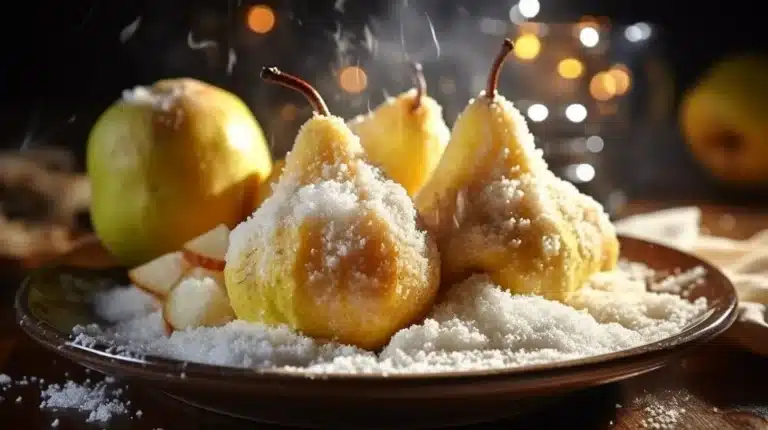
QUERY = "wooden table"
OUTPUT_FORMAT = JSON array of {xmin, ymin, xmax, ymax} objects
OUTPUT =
[{"xmin": 0, "ymin": 203, "xmax": 767, "ymax": 430}]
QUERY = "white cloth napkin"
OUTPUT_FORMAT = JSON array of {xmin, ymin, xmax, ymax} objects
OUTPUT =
[{"xmin": 614, "ymin": 207, "xmax": 768, "ymax": 327}]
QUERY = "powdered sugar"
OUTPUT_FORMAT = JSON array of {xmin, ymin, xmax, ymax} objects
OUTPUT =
[
  {"xmin": 226, "ymin": 126, "xmax": 430, "ymax": 294},
  {"xmin": 121, "ymin": 85, "xmax": 181, "ymax": 112},
  {"xmin": 40, "ymin": 380, "xmax": 127, "ymax": 423},
  {"xmin": 72, "ymin": 264, "xmax": 707, "ymax": 375},
  {"xmin": 1, "ymin": 373, "xmax": 130, "ymax": 424}
]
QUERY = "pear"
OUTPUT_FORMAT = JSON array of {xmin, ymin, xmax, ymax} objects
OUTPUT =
[
  {"xmin": 88, "ymin": 78, "xmax": 273, "ymax": 267},
  {"xmin": 681, "ymin": 54, "xmax": 768, "ymax": 185},
  {"xmin": 252, "ymin": 158, "xmax": 285, "ymax": 209},
  {"xmin": 348, "ymin": 63, "xmax": 450, "ymax": 197},
  {"xmin": 224, "ymin": 67, "xmax": 441, "ymax": 350},
  {"xmin": 415, "ymin": 39, "xmax": 619, "ymax": 302}
]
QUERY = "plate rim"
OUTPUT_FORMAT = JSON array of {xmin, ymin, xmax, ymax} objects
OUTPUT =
[{"xmin": 15, "ymin": 235, "xmax": 739, "ymax": 386}]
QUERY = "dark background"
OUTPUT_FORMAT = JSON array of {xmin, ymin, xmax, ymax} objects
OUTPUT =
[{"xmin": 0, "ymin": 0, "xmax": 765, "ymax": 205}]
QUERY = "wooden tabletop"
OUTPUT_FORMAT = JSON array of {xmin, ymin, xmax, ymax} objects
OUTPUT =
[{"xmin": 0, "ymin": 203, "xmax": 767, "ymax": 430}]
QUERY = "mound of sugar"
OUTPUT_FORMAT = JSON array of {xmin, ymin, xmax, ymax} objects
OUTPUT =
[{"xmin": 72, "ymin": 265, "xmax": 708, "ymax": 375}]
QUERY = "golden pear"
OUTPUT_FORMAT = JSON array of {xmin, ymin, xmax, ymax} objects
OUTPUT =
[
  {"xmin": 252, "ymin": 158, "xmax": 285, "ymax": 209},
  {"xmin": 87, "ymin": 78, "xmax": 273, "ymax": 267},
  {"xmin": 415, "ymin": 39, "xmax": 618, "ymax": 302},
  {"xmin": 348, "ymin": 63, "xmax": 449, "ymax": 197},
  {"xmin": 225, "ymin": 68, "xmax": 440, "ymax": 350},
  {"xmin": 681, "ymin": 54, "xmax": 768, "ymax": 185}
]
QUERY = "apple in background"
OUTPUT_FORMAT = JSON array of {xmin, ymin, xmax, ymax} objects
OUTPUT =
[
  {"xmin": 128, "ymin": 251, "xmax": 190, "ymax": 298},
  {"xmin": 163, "ymin": 275, "xmax": 235, "ymax": 331},
  {"xmin": 181, "ymin": 224, "xmax": 230, "ymax": 271}
]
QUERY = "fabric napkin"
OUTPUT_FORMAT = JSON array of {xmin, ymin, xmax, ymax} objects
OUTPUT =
[{"xmin": 614, "ymin": 207, "xmax": 768, "ymax": 329}]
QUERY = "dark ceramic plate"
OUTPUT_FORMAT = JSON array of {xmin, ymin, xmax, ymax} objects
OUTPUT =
[{"xmin": 16, "ymin": 236, "xmax": 738, "ymax": 429}]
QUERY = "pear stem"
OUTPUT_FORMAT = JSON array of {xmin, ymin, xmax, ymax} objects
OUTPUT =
[
  {"xmin": 411, "ymin": 62, "xmax": 427, "ymax": 111},
  {"xmin": 260, "ymin": 67, "xmax": 330, "ymax": 116},
  {"xmin": 485, "ymin": 39, "xmax": 515, "ymax": 97}
]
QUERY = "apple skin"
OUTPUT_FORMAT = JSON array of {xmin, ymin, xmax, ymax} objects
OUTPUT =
[
  {"xmin": 128, "ymin": 251, "xmax": 191, "ymax": 299},
  {"xmin": 180, "ymin": 224, "xmax": 230, "ymax": 271}
]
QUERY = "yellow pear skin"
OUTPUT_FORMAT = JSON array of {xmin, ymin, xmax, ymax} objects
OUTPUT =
[
  {"xmin": 88, "ymin": 78, "xmax": 273, "ymax": 266},
  {"xmin": 348, "ymin": 63, "xmax": 449, "ymax": 197},
  {"xmin": 225, "ymin": 68, "xmax": 440, "ymax": 350},
  {"xmin": 252, "ymin": 158, "xmax": 285, "ymax": 209},
  {"xmin": 681, "ymin": 54, "xmax": 768, "ymax": 185},
  {"xmin": 415, "ymin": 39, "xmax": 619, "ymax": 302}
]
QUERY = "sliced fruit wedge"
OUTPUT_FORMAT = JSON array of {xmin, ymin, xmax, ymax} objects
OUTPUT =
[
  {"xmin": 181, "ymin": 224, "xmax": 230, "ymax": 271},
  {"xmin": 128, "ymin": 251, "xmax": 190, "ymax": 298},
  {"xmin": 185, "ymin": 266, "xmax": 226, "ymax": 288},
  {"xmin": 163, "ymin": 274, "xmax": 235, "ymax": 331}
]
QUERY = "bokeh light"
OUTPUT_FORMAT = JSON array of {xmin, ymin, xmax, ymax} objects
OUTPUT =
[
  {"xmin": 625, "ymin": 22, "xmax": 652, "ymax": 42},
  {"xmin": 280, "ymin": 103, "xmax": 297, "ymax": 121},
  {"xmin": 608, "ymin": 65, "xmax": 631, "ymax": 95},
  {"xmin": 570, "ymin": 163, "xmax": 596, "ymax": 182},
  {"xmin": 518, "ymin": 0, "xmax": 540, "ymax": 19},
  {"xmin": 508, "ymin": 5, "xmax": 524, "ymax": 24},
  {"xmin": 527, "ymin": 103, "xmax": 549, "ymax": 122},
  {"xmin": 557, "ymin": 58, "xmax": 584, "ymax": 79},
  {"xmin": 565, "ymin": 103, "xmax": 588, "ymax": 123},
  {"xmin": 578, "ymin": 27, "xmax": 599, "ymax": 47},
  {"xmin": 589, "ymin": 72, "xmax": 617, "ymax": 101},
  {"xmin": 585, "ymin": 136, "xmax": 605, "ymax": 153},
  {"xmin": 247, "ymin": 5, "xmax": 276, "ymax": 34},
  {"xmin": 514, "ymin": 33, "xmax": 541, "ymax": 61},
  {"xmin": 338, "ymin": 66, "xmax": 368, "ymax": 93}
]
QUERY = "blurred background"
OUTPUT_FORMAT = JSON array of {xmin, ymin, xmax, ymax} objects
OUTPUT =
[{"xmin": 0, "ymin": 0, "xmax": 766, "ymax": 266}]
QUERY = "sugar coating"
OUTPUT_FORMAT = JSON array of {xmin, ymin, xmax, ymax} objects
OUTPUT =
[
  {"xmin": 226, "ymin": 116, "xmax": 431, "ymax": 303},
  {"xmin": 73, "ymin": 265, "xmax": 707, "ymax": 375},
  {"xmin": 121, "ymin": 85, "xmax": 181, "ymax": 112}
]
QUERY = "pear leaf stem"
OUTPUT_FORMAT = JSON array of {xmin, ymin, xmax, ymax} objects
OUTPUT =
[
  {"xmin": 485, "ymin": 39, "xmax": 515, "ymax": 97},
  {"xmin": 411, "ymin": 62, "xmax": 427, "ymax": 111},
  {"xmin": 261, "ymin": 67, "xmax": 330, "ymax": 116}
]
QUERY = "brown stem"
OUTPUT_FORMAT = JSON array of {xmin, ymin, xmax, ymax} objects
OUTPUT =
[
  {"xmin": 410, "ymin": 62, "xmax": 427, "ymax": 111},
  {"xmin": 485, "ymin": 38, "xmax": 515, "ymax": 97},
  {"xmin": 260, "ymin": 67, "xmax": 330, "ymax": 116}
]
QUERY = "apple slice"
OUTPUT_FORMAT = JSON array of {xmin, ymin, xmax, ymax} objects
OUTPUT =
[
  {"xmin": 181, "ymin": 224, "xmax": 230, "ymax": 271},
  {"xmin": 186, "ymin": 266, "xmax": 226, "ymax": 288},
  {"xmin": 128, "ymin": 251, "xmax": 190, "ymax": 298},
  {"xmin": 163, "ymin": 275, "xmax": 235, "ymax": 331}
]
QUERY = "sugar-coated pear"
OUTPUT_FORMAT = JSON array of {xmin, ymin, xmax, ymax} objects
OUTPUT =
[
  {"xmin": 252, "ymin": 158, "xmax": 285, "ymax": 209},
  {"xmin": 224, "ymin": 67, "xmax": 440, "ymax": 350},
  {"xmin": 348, "ymin": 63, "xmax": 449, "ymax": 197},
  {"xmin": 415, "ymin": 39, "xmax": 619, "ymax": 302}
]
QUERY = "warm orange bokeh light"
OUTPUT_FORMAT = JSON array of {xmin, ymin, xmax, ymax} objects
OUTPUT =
[
  {"xmin": 557, "ymin": 58, "xmax": 584, "ymax": 79},
  {"xmin": 339, "ymin": 66, "xmax": 368, "ymax": 94},
  {"xmin": 247, "ymin": 5, "xmax": 276, "ymax": 34},
  {"xmin": 608, "ymin": 64, "xmax": 631, "ymax": 95},
  {"xmin": 280, "ymin": 103, "xmax": 298, "ymax": 121},
  {"xmin": 589, "ymin": 72, "xmax": 617, "ymax": 101},
  {"xmin": 514, "ymin": 34, "xmax": 541, "ymax": 61}
]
